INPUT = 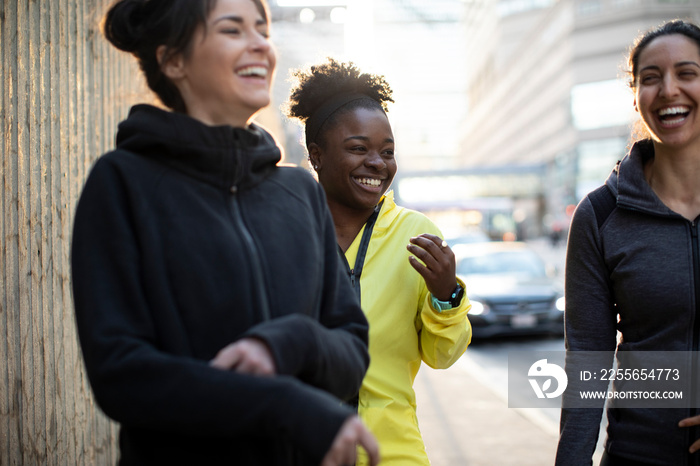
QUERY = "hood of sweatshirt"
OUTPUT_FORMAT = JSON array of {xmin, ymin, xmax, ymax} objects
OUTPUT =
[
  {"xmin": 115, "ymin": 104, "xmax": 282, "ymax": 191},
  {"xmin": 605, "ymin": 139, "xmax": 678, "ymax": 218}
]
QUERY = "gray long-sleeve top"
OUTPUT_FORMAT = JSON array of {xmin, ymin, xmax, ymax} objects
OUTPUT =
[{"xmin": 556, "ymin": 139, "xmax": 700, "ymax": 466}]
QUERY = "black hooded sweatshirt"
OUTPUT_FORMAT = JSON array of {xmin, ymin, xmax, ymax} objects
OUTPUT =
[{"xmin": 71, "ymin": 104, "xmax": 369, "ymax": 465}]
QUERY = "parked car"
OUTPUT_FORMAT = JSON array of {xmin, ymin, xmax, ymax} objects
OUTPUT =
[{"xmin": 455, "ymin": 241, "xmax": 564, "ymax": 339}]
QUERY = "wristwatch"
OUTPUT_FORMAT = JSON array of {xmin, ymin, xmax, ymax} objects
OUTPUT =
[
  {"xmin": 448, "ymin": 283, "xmax": 465, "ymax": 307},
  {"xmin": 431, "ymin": 283, "xmax": 465, "ymax": 312}
]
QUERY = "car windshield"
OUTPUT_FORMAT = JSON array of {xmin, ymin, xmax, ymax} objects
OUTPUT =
[{"xmin": 456, "ymin": 249, "xmax": 546, "ymax": 278}]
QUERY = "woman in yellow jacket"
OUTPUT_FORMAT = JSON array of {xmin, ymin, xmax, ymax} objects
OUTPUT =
[{"xmin": 286, "ymin": 58, "xmax": 472, "ymax": 465}]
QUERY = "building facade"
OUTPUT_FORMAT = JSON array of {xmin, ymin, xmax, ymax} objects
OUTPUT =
[{"xmin": 456, "ymin": 0, "xmax": 700, "ymax": 236}]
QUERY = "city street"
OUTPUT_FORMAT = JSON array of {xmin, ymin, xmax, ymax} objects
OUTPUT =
[
  {"xmin": 412, "ymin": 239, "xmax": 606, "ymax": 465},
  {"xmin": 415, "ymin": 334, "xmax": 607, "ymax": 466}
]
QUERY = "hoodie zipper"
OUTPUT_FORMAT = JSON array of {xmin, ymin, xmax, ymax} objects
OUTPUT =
[
  {"xmin": 227, "ymin": 146, "xmax": 271, "ymax": 323},
  {"xmin": 689, "ymin": 221, "xmax": 700, "ymax": 465},
  {"xmin": 691, "ymin": 222, "xmax": 700, "ymax": 352}
]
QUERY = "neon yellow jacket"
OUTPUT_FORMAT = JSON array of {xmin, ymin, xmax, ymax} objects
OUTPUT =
[{"xmin": 350, "ymin": 192, "xmax": 472, "ymax": 465}]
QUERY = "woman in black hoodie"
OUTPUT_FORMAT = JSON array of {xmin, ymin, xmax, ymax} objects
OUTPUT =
[{"xmin": 70, "ymin": 1, "xmax": 379, "ymax": 465}]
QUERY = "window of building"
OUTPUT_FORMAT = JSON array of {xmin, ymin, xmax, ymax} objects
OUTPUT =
[
  {"xmin": 611, "ymin": 0, "xmax": 638, "ymax": 7},
  {"xmin": 575, "ymin": 0, "xmax": 601, "ymax": 15},
  {"xmin": 571, "ymin": 79, "xmax": 635, "ymax": 130},
  {"xmin": 497, "ymin": 0, "xmax": 555, "ymax": 17},
  {"xmin": 576, "ymin": 138, "xmax": 626, "ymax": 198}
]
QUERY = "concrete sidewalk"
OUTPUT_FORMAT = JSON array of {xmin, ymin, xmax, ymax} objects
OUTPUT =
[{"xmin": 414, "ymin": 356, "xmax": 559, "ymax": 466}]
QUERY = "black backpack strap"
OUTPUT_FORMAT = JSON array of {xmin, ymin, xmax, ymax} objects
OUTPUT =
[{"xmin": 588, "ymin": 184, "xmax": 616, "ymax": 229}]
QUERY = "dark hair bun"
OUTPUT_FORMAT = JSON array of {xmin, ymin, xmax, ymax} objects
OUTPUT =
[
  {"xmin": 102, "ymin": 0, "xmax": 214, "ymax": 113},
  {"xmin": 103, "ymin": 0, "xmax": 147, "ymax": 53}
]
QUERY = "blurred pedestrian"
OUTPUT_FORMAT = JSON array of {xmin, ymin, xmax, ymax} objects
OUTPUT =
[
  {"xmin": 557, "ymin": 19, "xmax": 700, "ymax": 466},
  {"xmin": 549, "ymin": 222, "xmax": 564, "ymax": 247},
  {"xmin": 71, "ymin": 1, "xmax": 379, "ymax": 465},
  {"xmin": 285, "ymin": 58, "xmax": 472, "ymax": 465}
]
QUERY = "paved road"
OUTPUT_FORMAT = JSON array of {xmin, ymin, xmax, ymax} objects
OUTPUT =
[
  {"xmin": 414, "ymin": 352, "xmax": 559, "ymax": 465},
  {"xmin": 414, "ymin": 335, "xmax": 607, "ymax": 465},
  {"xmin": 410, "ymin": 238, "xmax": 608, "ymax": 465},
  {"xmin": 465, "ymin": 335, "xmax": 566, "ymax": 427}
]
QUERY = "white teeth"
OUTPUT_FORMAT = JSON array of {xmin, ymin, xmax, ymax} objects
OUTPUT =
[
  {"xmin": 662, "ymin": 117, "xmax": 686, "ymax": 126},
  {"xmin": 355, "ymin": 177, "xmax": 381, "ymax": 187},
  {"xmin": 237, "ymin": 66, "xmax": 267, "ymax": 77},
  {"xmin": 658, "ymin": 106, "xmax": 689, "ymax": 116}
]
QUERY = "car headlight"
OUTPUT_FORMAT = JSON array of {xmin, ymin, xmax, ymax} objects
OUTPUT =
[
  {"xmin": 555, "ymin": 296, "xmax": 565, "ymax": 312},
  {"xmin": 469, "ymin": 299, "xmax": 490, "ymax": 316}
]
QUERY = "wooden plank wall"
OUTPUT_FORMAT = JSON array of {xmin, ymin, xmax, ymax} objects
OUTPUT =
[{"xmin": 1, "ymin": 1, "xmax": 150, "ymax": 463}]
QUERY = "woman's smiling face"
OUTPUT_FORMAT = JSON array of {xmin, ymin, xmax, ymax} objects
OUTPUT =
[
  {"xmin": 635, "ymin": 33, "xmax": 700, "ymax": 150},
  {"xmin": 166, "ymin": 0, "xmax": 276, "ymax": 127},
  {"xmin": 313, "ymin": 106, "xmax": 397, "ymax": 212}
]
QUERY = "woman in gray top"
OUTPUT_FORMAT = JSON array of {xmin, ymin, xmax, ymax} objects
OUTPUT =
[{"xmin": 556, "ymin": 20, "xmax": 700, "ymax": 466}]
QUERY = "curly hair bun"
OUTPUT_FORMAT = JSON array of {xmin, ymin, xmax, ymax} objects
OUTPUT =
[{"xmin": 286, "ymin": 58, "xmax": 394, "ymax": 123}]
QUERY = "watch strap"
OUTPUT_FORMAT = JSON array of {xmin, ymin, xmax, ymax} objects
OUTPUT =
[
  {"xmin": 431, "ymin": 283, "xmax": 464, "ymax": 312},
  {"xmin": 430, "ymin": 294, "xmax": 453, "ymax": 312}
]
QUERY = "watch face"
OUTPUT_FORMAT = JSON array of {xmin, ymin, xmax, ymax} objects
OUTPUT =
[{"xmin": 450, "ymin": 285, "xmax": 464, "ymax": 307}]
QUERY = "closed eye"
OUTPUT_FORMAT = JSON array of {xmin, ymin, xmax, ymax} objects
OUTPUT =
[{"xmin": 640, "ymin": 74, "xmax": 661, "ymax": 84}]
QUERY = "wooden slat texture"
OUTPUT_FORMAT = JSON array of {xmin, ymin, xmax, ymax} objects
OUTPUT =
[{"xmin": 1, "ymin": 1, "xmax": 150, "ymax": 464}]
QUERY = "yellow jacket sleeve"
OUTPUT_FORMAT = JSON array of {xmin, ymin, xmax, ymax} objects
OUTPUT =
[{"xmin": 416, "ymin": 278, "xmax": 472, "ymax": 369}]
